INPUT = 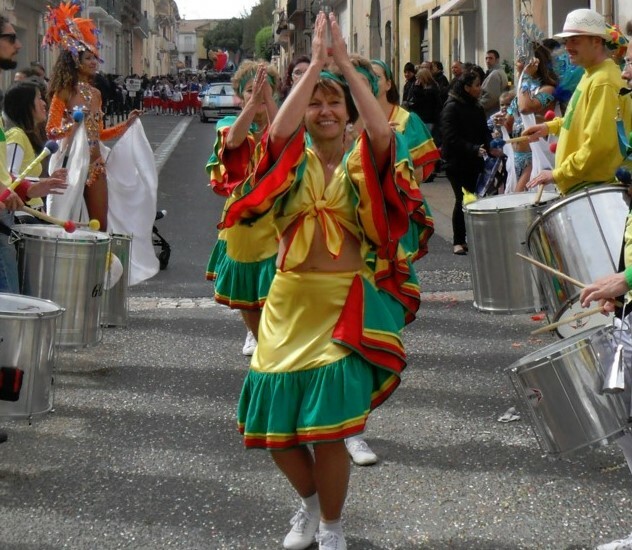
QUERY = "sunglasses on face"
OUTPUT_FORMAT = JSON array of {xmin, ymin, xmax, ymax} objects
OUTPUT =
[{"xmin": 0, "ymin": 33, "xmax": 17, "ymax": 44}]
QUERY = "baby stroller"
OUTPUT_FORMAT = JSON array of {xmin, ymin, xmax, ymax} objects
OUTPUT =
[{"xmin": 153, "ymin": 210, "xmax": 171, "ymax": 270}]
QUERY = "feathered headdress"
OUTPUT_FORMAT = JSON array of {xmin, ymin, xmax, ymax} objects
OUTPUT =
[{"xmin": 43, "ymin": 1, "xmax": 101, "ymax": 62}]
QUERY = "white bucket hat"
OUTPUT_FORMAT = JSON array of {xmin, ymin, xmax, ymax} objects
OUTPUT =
[{"xmin": 554, "ymin": 9, "xmax": 609, "ymax": 40}]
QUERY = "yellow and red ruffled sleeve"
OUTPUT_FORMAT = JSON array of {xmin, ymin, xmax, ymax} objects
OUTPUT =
[
  {"xmin": 220, "ymin": 126, "xmax": 306, "ymax": 229},
  {"xmin": 345, "ymin": 131, "xmax": 421, "ymax": 260},
  {"xmin": 205, "ymin": 118, "xmax": 257, "ymax": 196}
]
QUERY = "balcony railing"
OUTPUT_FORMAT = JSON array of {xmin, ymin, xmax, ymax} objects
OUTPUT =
[{"xmin": 286, "ymin": 0, "xmax": 305, "ymax": 21}]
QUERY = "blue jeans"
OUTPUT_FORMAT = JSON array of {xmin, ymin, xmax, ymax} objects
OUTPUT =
[{"xmin": 0, "ymin": 211, "xmax": 19, "ymax": 293}]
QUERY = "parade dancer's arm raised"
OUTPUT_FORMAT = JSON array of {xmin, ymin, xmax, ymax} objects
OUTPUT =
[{"xmin": 226, "ymin": 63, "xmax": 278, "ymax": 150}]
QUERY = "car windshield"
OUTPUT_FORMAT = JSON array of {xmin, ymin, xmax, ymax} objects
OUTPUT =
[{"xmin": 209, "ymin": 84, "xmax": 233, "ymax": 96}]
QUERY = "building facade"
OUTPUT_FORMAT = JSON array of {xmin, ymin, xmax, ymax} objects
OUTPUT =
[{"xmin": 0, "ymin": 0, "xmax": 179, "ymax": 86}]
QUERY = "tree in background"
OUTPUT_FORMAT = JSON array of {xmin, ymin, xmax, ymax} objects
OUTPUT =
[
  {"xmin": 203, "ymin": 18, "xmax": 243, "ymax": 61},
  {"xmin": 241, "ymin": 0, "xmax": 274, "ymax": 56},
  {"xmin": 254, "ymin": 26, "xmax": 274, "ymax": 61},
  {"xmin": 201, "ymin": 0, "xmax": 274, "ymax": 62}
]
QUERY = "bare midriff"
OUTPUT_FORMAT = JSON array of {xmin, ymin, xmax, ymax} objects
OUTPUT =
[{"xmin": 278, "ymin": 222, "xmax": 363, "ymax": 272}]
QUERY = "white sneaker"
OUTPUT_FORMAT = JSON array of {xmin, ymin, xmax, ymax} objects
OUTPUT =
[
  {"xmin": 345, "ymin": 436, "xmax": 378, "ymax": 466},
  {"xmin": 597, "ymin": 533, "xmax": 632, "ymax": 550},
  {"xmin": 283, "ymin": 506, "xmax": 320, "ymax": 550},
  {"xmin": 317, "ymin": 530, "xmax": 347, "ymax": 550},
  {"xmin": 242, "ymin": 330, "xmax": 257, "ymax": 356}
]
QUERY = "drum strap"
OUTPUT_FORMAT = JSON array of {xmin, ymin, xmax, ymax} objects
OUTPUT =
[{"xmin": 0, "ymin": 221, "xmax": 11, "ymax": 237}]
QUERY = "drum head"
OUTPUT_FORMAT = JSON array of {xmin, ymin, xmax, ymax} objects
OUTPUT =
[
  {"xmin": 553, "ymin": 299, "xmax": 612, "ymax": 339},
  {"xmin": 0, "ymin": 293, "xmax": 62, "ymax": 318},
  {"xmin": 14, "ymin": 224, "xmax": 110, "ymax": 243},
  {"xmin": 465, "ymin": 192, "xmax": 559, "ymax": 212}
]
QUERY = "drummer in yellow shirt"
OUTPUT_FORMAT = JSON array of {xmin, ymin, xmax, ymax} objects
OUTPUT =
[
  {"xmin": 524, "ymin": 9, "xmax": 632, "ymax": 195},
  {"xmin": 578, "ymin": 20, "xmax": 632, "ymax": 550}
]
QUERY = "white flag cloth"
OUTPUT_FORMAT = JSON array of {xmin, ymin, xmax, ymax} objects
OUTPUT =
[
  {"xmin": 105, "ymin": 119, "xmax": 159, "ymax": 285},
  {"xmin": 522, "ymin": 112, "xmax": 557, "ymax": 194},
  {"xmin": 47, "ymin": 123, "xmax": 90, "ymax": 221},
  {"xmin": 500, "ymin": 126, "xmax": 517, "ymax": 194}
]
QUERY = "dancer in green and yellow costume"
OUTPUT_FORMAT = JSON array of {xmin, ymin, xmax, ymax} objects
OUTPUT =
[
  {"xmin": 205, "ymin": 61, "xmax": 279, "ymax": 356},
  {"xmin": 221, "ymin": 12, "xmax": 423, "ymax": 550},
  {"xmin": 371, "ymin": 58, "xmax": 439, "ymax": 262}
]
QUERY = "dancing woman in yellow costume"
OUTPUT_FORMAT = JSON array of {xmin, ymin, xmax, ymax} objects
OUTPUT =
[
  {"xmin": 205, "ymin": 60, "xmax": 279, "ymax": 356},
  {"xmin": 370, "ymin": 59, "xmax": 439, "ymax": 261},
  {"xmin": 222, "ymin": 12, "xmax": 423, "ymax": 550},
  {"xmin": 43, "ymin": 1, "xmax": 141, "ymax": 231}
]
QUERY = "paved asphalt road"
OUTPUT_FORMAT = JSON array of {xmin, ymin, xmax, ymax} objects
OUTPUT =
[{"xmin": 1, "ymin": 114, "xmax": 631, "ymax": 550}]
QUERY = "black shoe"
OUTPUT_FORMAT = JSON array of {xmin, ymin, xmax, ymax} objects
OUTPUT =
[{"xmin": 0, "ymin": 430, "xmax": 7, "ymax": 444}]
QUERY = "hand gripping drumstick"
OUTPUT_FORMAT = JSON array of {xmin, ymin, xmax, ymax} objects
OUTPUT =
[
  {"xmin": 530, "ymin": 305, "xmax": 605, "ymax": 336},
  {"xmin": 0, "ymin": 140, "xmax": 59, "ymax": 203},
  {"xmin": 20, "ymin": 205, "xmax": 101, "ymax": 233},
  {"xmin": 516, "ymin": 252, "xmax": 586, "ymax": 289}
]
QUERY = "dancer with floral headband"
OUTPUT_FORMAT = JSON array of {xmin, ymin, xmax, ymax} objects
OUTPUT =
[{"xmin": 223, "ymin": 11, "xmax": 422, "ymax": 550}]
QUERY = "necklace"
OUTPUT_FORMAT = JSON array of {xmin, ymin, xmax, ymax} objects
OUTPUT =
[{"xmin": 78, "ymin": 81, "xmax": 93, "ymax": 106}]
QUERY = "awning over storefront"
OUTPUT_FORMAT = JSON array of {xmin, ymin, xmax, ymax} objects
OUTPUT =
[{"xmin": 429, "ymin": 0, "xmax": 477, "ymax": 20}]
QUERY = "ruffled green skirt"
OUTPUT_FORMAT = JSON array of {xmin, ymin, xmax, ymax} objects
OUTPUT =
[{"xmin": 206, "ymin": 239, "xmax": 277, "ymax": 310}]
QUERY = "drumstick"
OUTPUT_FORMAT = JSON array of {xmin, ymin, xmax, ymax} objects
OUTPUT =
[
  {"xmin": 516, "ymin": 252, "xmax": 586, "ymax": 289},
  {"xmin": 20, "ymin": 206, "xmax": 77, "ymax": 233},
  {"xmin": 533, "ymin": 184, "xmax": 545, "ymax": 205},
  {"xmin": 0, "ymin": 140, "xmax": 59, "ymax": 203},
  {"xmin": 20, "ymin": 206, "xmax": 101, "ymax": 232},
  {"xmin": 505, "ymin": 136, "xmax": 531, "ymax": 144},
  {"xmin": 530, "ymin": 306, "xmax": 605, "ymax": 335},
  {"xmin": 490, "ymin": 136, "xmax": 531, "ymax": 148}
]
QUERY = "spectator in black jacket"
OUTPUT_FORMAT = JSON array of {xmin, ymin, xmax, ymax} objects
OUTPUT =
[
  {"xmin": 431, "ymin": 60, "xmax": 450, "ymax": 104},
  {"xmin": 440, "ymin": 69, "xmax": 499, "ymax": 255},
  {"xmin": 401, "ymin": 61, "xmax": 416, "ymax": 108},
  {"xmin": 408, "ymin": 68, "xmax": 442, "ymax": 132}
]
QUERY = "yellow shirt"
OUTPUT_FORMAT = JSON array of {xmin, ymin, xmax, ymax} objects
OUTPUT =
[{"xmin": 546, "ymin": 58, "xmax": 632, "ymax": 194}]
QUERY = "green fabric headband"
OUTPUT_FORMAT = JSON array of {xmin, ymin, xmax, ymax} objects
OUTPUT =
[
  {"xmin": 353, "ymin": 65, "xmax": 379, "ymax": 97},
  {"xmin": 371, "ymin": 59, "xmax": 392, "ymax": 82},
  {"xmin": 319, "ymin": 70, "xmax": 347, "ymax": 87},
  {"xmin": 238, "ymin": 71, "xmax": 275, "ymax": 95}
]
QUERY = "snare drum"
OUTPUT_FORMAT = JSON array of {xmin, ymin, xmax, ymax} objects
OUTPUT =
[
  {"xmin": 506, "ymin": 324, "xmax": 630, "ymax": 457},
  {"xmin": 13, "ymin": 225, "xmax": 111, "ymax": 347},
  {"xmin": 0, "ymin": 293, "xmax": 63, "ymax": 420},
  {"xmin": 463, "ymin": 192, "xmax": 558, "ymax": 313},
  {"xmin": 527, "ymin": 185, "xmax": 630, "ymax": 337}
]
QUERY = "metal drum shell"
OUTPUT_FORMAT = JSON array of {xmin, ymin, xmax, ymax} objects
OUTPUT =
[
  {"xmin": 506, "ymin": 325, "xmax": 630, "ymax": 457},
  {"xmin": 101, "ymin": 234, "xmax": 132, "ymax": 328},
  {"xmin": 14, "ymin": 225, "xmax": 111, "ymax": 347},
  {"xmin": 526, "ymin": 185, "xmax": 631, "ymax": 338},
  {"xmin": 464, "ymin": 192, "xmax": 558, "ymax": 314},
  {"xmin": 0, "ymin": 293, "xmax": 63, "ymax": 420}
]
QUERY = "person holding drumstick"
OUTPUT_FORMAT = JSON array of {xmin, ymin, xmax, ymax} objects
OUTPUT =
[
  {"xmin": 524, "ymin": 9, "xmax": 632, "ymax": 195},
  {"xmin": 579, "ymin": 24, "xmax": 632, "ymax": 548},
  {"xmin": 1, "ymin": 80, "xmax": 68, "ymax": 292},
  {"xmin": 222, "ymin": 11, "xmax": 421, "ymax": 549},
  {"xmin": 0, "ymin": 14, "xmax": 37, "ymax": 445}
]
